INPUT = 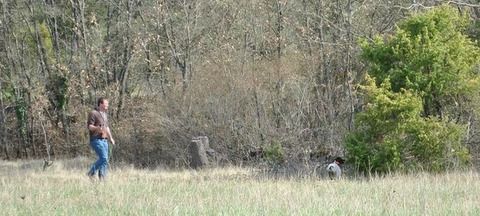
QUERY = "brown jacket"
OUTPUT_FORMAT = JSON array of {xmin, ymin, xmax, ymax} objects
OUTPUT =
[{"xmin": 87, "ymin": 109, "xmax": 109, "ymax": 139}]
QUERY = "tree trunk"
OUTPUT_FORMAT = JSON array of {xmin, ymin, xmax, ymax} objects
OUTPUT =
[
  {"xmin": 346, "ymin": 0, "xmax": 355, "ymax": 130},
  {"xmin": 0, "ymin": 81, "xmax": 8, "ymax": 160},
  {"xmin": 116, "ymin": 0, "xmax": 134, "ymax": 120}
]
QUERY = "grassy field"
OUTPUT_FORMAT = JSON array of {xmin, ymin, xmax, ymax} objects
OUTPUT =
[{"xmin": 1, "ymin": 158, "xmax": 479, "ymax": 216}]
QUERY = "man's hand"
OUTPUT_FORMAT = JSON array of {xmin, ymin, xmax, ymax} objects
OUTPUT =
[
  {"xmin": 110, "ymin": 138, "xmax": 115, "ymax": 145},
  {"xmin": 98, "ymin": 126, "xmax": 105, "ymax": 134}
]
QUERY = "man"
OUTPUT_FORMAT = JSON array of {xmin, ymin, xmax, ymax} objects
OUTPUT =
[
  {"xmin": 327, "ymin": 157, "xmax": 345, "ymax": 180},
  {"xmin": 87, "ymin": 97, "xmax": 115, "ymax": 180}
]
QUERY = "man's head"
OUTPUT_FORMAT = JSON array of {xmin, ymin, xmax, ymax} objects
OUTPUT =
[{"xmin": 97, "ymin": 97, "xmax": 109, "ymax": 112}]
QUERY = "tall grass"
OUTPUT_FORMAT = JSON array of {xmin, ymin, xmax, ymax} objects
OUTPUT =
[{"xmin": 1, "ymin": 158, "xmax": 479, "ymax": 215}]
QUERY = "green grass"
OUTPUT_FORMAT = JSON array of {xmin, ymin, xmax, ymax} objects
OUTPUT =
[{"xmin": 1, "ymin": 158, "xmax": 479, "ymax": 215}]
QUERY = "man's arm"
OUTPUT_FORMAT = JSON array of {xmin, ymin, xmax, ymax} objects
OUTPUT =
[
  {"xmin": 87, "ymin": 112, "xmax": 102, "ymax": 133},
  {"xmin": 88, "ymin": 124, "xmax": 102, "ymax": 133},
  {"xmin": 106, "ymin": 126, "xmax": 115, "ymax": 145}
]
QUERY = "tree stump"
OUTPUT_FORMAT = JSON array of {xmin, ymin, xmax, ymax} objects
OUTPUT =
[{"xmin": 189, "ymin": 138, "xmax": 209, "ymax": 169}]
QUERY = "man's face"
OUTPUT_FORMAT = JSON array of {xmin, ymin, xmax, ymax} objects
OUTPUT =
[{"xmin": 99, "ymin": 100, "xmax": 109, "ymax": 111}]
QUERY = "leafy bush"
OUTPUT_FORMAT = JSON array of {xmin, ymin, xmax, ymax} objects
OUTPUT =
[
  {"xmin": 360, "ymin": 6, "xmax": 480, "ymax": 117},
  {"xmin": 347, "ymin": 6, "xmax": 477, "ymax": 173},
  {"xmin": 264, "ymin": 141, "xmax": 285, "ymax": 165},
  {"xmin": 346, "ymin": 77, "xmax": 470, "ymax": 173}
]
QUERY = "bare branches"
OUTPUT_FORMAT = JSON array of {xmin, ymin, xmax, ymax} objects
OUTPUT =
[
  {"xmin": 445, "ymin": 1, "xmax": 480, "ymax": 8},
  {"xmin": 0, "ymin": 0, "xmax": 479, "ymax": 166},
  {"xmin": 392, "ymin": 1, "xmax": 480, "ymax": 11}
]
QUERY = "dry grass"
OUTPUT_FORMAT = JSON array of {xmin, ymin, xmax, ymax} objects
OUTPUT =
[{"xmin": 1, "ymin": 158, "xmax": 479, "ymax": 215}]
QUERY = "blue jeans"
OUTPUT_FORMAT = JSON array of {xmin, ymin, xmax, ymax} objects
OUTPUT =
[{"xmin": 88, "ymin": 138, "xmax": 109, "ymax": 178}]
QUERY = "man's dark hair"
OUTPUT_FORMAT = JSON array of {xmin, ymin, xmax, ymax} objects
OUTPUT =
[{"xmin": 97, "ymin": 97, "xmax": 107, "ymax": 107}]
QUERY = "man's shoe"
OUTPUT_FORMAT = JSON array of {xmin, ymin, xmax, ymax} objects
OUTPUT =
[{"xmin": 87, "ymin": 172, "xmax": 96, "ymax": 182}]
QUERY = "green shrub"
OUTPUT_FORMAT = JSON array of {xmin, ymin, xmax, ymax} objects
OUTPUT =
[
  {"xmin": 348, "ymin": 6, "xmax": 477, "ymax": 173},
  {"xmin": 264, "ymin": 141, "xmax": 284, "ymax": 165},
  {"xmin": 346, "ymin": 77, "xmax": 470, "ymax": 173}
]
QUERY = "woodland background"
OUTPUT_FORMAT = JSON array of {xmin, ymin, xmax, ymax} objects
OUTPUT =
[{"xmin": 1, "ymin": 0, "xmax": 479, "ymax": 169}]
